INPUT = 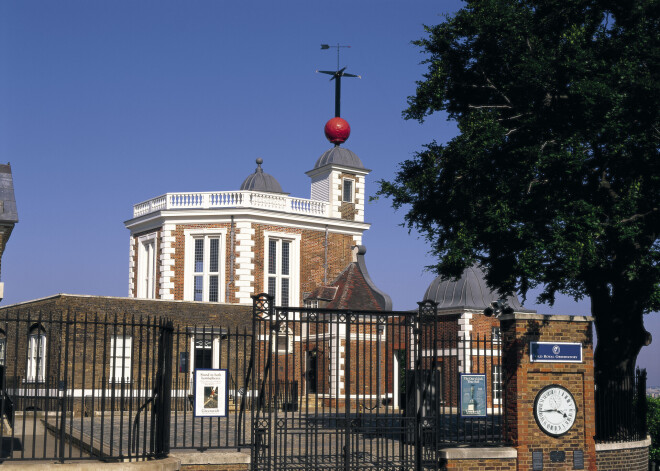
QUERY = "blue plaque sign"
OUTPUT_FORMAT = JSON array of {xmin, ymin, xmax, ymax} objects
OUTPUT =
[
  {"xmin": 530, "ymin": 342, "xmax": 582, "ymax": 363},
  {"xmin": 460, "ymin": 374, "xmax": 487, "ymax": 417}
]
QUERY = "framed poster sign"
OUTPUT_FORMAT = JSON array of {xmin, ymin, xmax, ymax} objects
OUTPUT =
[
  {"xmin": 460, "ymin": 374, "xmax": 487, "ymax": 417},
  {"xmin": 194, "ymin": 368, "xmax": 228, "ymax": 417}
]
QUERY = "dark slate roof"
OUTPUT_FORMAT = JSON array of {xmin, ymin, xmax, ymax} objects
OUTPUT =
[
  {"xmin": 313, "ymin": 146, "xmax": 365, "ymax": 171},
  {"xmin": 423, "ymin": 265, "xmax": 534, "ymax": 312},
  {"xmin": 240, "ymin": 158, "xmax": 285, "ymax": 194},
  {"xmin": 307, "ymin": 246, "xmax": 392, "ymax": 311},
  {"xmin": 0, "ymin": 164, "xmax": 18, "ymax": 223}
]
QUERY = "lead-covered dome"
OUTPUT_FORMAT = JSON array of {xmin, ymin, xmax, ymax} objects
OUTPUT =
[
  {"xmin": 240, "ymin": 158, "xmax": 284, "ymax": 193},
  {"xmin": 313, "ymin": 147, "xmax": 365, "ymax": 170},
  {"xmin": 423, "ymin": 265, "xmax": 529, "ymax": 311}
]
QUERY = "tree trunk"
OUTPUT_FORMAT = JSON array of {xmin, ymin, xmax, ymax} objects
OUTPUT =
[{"xmin": 591, "ymin": 293, "xmax": 649, "ymax": 440}]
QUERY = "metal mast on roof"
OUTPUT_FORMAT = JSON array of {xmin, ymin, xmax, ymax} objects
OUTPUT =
[{"xmin": 317, "ymin": 44, "xmax": 361, "ymax": 117}]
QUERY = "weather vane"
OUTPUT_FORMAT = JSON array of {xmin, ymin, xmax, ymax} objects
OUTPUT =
[{"xmin": 317, "ymin": 44, "xmax": 361, "ymax": 118}]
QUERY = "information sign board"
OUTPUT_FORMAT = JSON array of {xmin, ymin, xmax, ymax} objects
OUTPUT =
[
  {"xmin": 460, "ymin": 374, "xmax": 487, "ymax": 417},
  {"xmin": 194, "ymin": 368, "xmax": 228, "ymax": 417},
  {"xmin": 530, "ymin": 342, "xmax": 582, "ymax": 363}
]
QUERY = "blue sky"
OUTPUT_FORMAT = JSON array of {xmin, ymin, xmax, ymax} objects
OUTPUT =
[{"xmin": 1, "ymin": 1, "xmax": 658, "ymax": 384}]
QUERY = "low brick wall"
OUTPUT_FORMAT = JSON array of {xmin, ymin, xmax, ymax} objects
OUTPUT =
[
  {"xmin": 596, "ymin": 436, "xmax": 650, "ymax": 471},
  {"xmin": 438, "ymin": 447, "xmax": 517, "ymax": 470},
  {"xmin": 0, "ymin": 294, "xmax": 253, "ymax": 330}
]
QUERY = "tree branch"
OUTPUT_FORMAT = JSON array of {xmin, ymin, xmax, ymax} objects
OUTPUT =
[
  {"xmin": 483, "ymin": 75, "xmax": 512, "ymax": 105},
  {"xmin": 527, "ymin": 179, "xmax": 549, "ymax": 193},
  {"xmin": 599, "ymin": 171, "xmax": 620, "ymax": 201},
  {"xmin": 498, "ymin": 113, "xmax": 529, "ymax": 122},
  {"xmin": 468, "ymin": 104, "xmax": 512, "ymax": 109},
  {"xmin": 619, "ymin": 208, "xmax": 659, "ymax": 224},
  {"xmin": 540, "ymin": 140, "xmax": 556, "ymax": 152}
]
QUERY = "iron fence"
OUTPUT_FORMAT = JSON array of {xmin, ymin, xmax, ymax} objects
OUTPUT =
[
  {"xmin": 169, "ymin": 324, "xmax": 253, "ymax": 451},
  {"xmin": 0, "ymin": 309, "xmax": 172, "ymax": 461},
  {"xmin": 595, "ymin": 367, "xmax": 647, "ymax": 442},
  {"xmin": 250, "ymin": 295, "xmax": 507, "ymax": 471}
]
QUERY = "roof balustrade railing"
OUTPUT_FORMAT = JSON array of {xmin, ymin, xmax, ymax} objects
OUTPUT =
[{"xmin": 133, "ymin": 191, "xmax": 329, "ymax": 218}]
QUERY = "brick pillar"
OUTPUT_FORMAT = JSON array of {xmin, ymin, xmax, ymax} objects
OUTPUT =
[{"xmin": 500, "ymin": 313, "xmax": 596, "ymax": 471}]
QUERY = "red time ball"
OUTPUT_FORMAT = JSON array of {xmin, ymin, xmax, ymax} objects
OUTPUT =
[{"xmin": 324, "ymin": 117, "xmax": 351, "ymax": 144}]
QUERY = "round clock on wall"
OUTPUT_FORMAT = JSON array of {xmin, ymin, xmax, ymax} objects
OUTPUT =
[{"xmin": 534, "ymin": 385, "xmax": 577, "ymax": 437}]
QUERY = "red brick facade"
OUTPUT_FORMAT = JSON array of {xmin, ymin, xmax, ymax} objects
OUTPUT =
[{"xmin": 500, "ymin": 313, "xmax": 597, "ymax": 471}]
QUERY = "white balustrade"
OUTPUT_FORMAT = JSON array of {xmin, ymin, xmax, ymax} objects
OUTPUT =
[{"xmin": 133, "ymin": 191, "xmax": 329, "ymax": 218}]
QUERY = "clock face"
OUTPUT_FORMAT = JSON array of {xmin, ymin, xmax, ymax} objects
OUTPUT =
[{"xmin": 534, "ymin": 385, "xmax": 577, "ymax": 437}]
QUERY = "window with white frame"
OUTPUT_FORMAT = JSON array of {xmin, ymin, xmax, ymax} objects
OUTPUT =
[
  {"xmin": 184, "ymin": 229, "xmax": 226, "ymax": 302},
  {"xmin": 0, "ymin": 332, "xmax": 6, "ymax": 366},
  {"xmin": 275, "ymin": 324, "xmax": 293, "ymax": 354},
  {"xmin": 305, "ymin": 299, "xmax": 319, "ymax": 309},
  {"xmin": 110, "ymin": 336, "xmax": 132, "ymax": 383},
  {"xmin": 492, "ymin": 364, "xmax": 502, "ymax": 402},
  {"xmin": 265, "ymin": 233, "xmax": 300, "ymax": 307},
  {"xmin": 194, "ymin": 336, "xmax": 213, "ymax": 369},
  {"xmin": 342, "ymin": 178, "xmax": 354, "ymax": 203},
  {"xmin": 492, "ymin": 326, "xmax": 501, "ymax": 343},
  {"xmin": 137, "ymin": 233, "xmax": 157, "ymax": 299},
  {"xmin": 27, "ymin": 326, "xmax": 46, "ymax": 382}
]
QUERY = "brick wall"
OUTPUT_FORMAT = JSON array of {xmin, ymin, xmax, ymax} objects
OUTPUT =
[
  {"xmin": 252, "ymin": 223, "xmax": 354, "ymax": 305},
  {"xmin": 171, "ymin": 223, "xmax": 232, "ymax": 302},
  {"xmin": 440, "ymin": 458, "xmax": 517, "ymax": 470},
  {"xmin": 595, "ymin": 439, "xmax": 650, "ymax": 471},
  {"xmin": 471, "ymin": 310, "xmax": 501, "ymax": 337},
  {"xmin": 0, "ymin": 294, "xmax": 252, "ymax": 396},
  {"xmin": 500, "ymin": 313, "xmax": 597, "ymax": 470}
]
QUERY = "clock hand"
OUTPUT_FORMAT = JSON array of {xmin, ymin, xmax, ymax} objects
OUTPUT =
[{"xmin": 540, "ymin": 409, "xmax": 568, "ymax": 417}]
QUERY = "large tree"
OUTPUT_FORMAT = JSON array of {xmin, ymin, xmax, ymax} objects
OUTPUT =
[{"xmin": 379, "ymin": 0, "xmax": 660, "ymax": 411}]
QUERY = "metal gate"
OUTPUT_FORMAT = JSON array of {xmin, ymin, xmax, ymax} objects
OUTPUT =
[
  {"xmin": 0, "ymin": 310, "xmax": 173, "ymax": 461},
  {"xmin": 250, "ymin": 294, "xmax": 503, "ymax": 471}
]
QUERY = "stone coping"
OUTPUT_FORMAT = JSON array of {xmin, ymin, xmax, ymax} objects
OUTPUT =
[
  {"xmin": 499, "ymin": 313, "xmax": 594, "ymax": 322},
  {"xmin": 0, "ymin": 457, "xmax": 180, "ymax": 471},
  {"xmin": 170, "ymin": 451, "xmax": 250, "ymax": 465},
  {"xmin": 439, "ymin": 447, "xmax": 517, "ymax": 460},
  {"xmin": 595, "ymin": 436, "xmax": 651, "ymax": 452}
]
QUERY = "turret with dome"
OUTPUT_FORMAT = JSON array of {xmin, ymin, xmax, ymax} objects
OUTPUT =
[
  {"xmin": 305, "ymin": 116, "xmax": 370, "ymax": 222},
  {"xmin": 423, "ymin": 264, "xmax": 534, "ymax": 313},
  {"xmin": 239, "ymin": 158, "xmax": 286, "ymax": 194}
]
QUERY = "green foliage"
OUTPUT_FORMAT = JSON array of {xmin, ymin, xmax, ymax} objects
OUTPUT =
[
  {"xmin": 380, "ymin": 0, "xmax": 660, "ymax": 315},
  {"xmin": 648, "ymin": 397, "xmax": 660, "ymax": 461}
]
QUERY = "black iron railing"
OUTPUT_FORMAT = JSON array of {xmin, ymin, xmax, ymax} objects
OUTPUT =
[
  {"xmin": 250, "ymin": 294, "xmax": 507, "ymax": 471},
  {"xmin": 169, "ymin": 324, "xmax": 253, "ymax": 451},
  {"xmin": 0, "ymin": 309, "xmax": 172, "ymax": 462},
  {"xmin": 595, "ymin": 367, "xmax": 647, "ymax": 442}
]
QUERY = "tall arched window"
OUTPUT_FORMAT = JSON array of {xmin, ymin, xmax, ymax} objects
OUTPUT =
[{"xmin": 27, "ymin": 325, "xmax": 46, "ymax": 382}]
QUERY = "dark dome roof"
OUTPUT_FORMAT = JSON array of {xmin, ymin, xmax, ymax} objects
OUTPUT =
[
  {"xmin": 313, "ymin": 146, "xmax": 365, "ymax": 170},
  {"xmin": 423, "ymin": 265, "xmax": 527, "ymax": 311},
  {"xmin": 240, "ymin": 158, "xmax": 284, "ymax": 193}
]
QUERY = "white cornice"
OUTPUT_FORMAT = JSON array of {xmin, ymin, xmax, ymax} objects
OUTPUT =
[
  {"xmin": 125, "ymin": 209, "xmax": 370, "ymax": 235},
  {"xmin": 305, "ymin": 164, "xmax": 371, "ymax": 178}
]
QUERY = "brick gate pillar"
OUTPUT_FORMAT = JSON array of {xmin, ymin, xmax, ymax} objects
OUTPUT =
[{"xmin": 499, "ymin": 313, "xmax": 597, "ymax": 471}]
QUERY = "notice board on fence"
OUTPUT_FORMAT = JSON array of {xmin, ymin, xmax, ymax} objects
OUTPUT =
[
  {"xmin": 194, "ymin": 368, "xmax": 228, "ymax": 417},
  {"xmin": 460, "ymin": 374, "xmax": 487, "ymax": 417}
]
